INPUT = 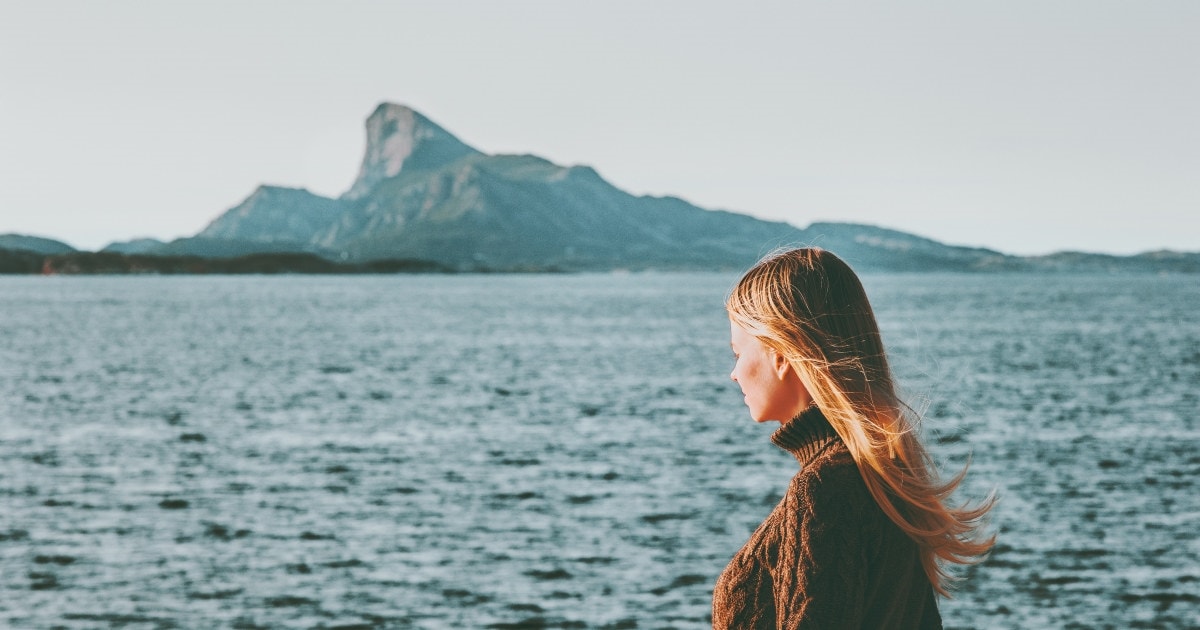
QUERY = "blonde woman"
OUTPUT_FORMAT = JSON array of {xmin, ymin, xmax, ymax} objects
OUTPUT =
[{"xmin": 713, "ymin": 248, "xmax": 994, "ymax": 629}]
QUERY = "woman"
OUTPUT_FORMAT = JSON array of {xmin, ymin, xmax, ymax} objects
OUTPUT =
[{"xmin": 712, "ymin": 248, "xmax": 994, "ymax": 629}]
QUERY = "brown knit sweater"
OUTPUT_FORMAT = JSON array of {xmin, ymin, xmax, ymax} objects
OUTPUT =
[{"xmin": 712, "ymin": 406, "xmax": 942, "ymax": 629}]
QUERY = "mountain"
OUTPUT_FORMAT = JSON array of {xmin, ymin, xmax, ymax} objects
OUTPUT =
[
  {"xmin": 342, "ymin": 103, "xmax": 482, "ymax": 200},
  {"xmin": 173, "ymin": 103, "xmax": 1027, "ymax": 271},
  {"xmin": 101, "ymin": 238, "xmax": 168, "ymax": 255},
  {"xmin": 0, "ymin": 234, "xmax": 77, "ymax": 255},
  {"xmin": 198, "ymin": 185, "xmax": 346, "ymax": 245},
  {"xmin": 35, "ymin": 101, "xmax": 1181, "ymax": 274}
]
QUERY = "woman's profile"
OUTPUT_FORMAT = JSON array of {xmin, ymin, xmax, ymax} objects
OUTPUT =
[{"xmin": 712, "ymin": 247, "xmax": 995, "ymax": 629}]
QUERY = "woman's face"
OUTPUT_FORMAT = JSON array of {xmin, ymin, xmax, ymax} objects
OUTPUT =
[{"xmin": 729, "ymin": 320, "xmax": 812, "ymax": 423}]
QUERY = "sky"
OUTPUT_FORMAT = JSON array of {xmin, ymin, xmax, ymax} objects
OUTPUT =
[{"xmin": 1, "ymin": 1, "xmax": 1196, "ymax": 255}]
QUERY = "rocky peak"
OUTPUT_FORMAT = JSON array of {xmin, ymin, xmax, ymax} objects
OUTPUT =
[{"xmin": 343, "ymin": 103, "xmax": 480, "ymax": 200}]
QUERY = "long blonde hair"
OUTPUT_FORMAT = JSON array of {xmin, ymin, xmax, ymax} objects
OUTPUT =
[{"xmin": 726, "ymin": 247, "xmax": 994, "ymax": 595}]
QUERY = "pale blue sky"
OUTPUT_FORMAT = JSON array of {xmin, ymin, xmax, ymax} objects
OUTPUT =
[{"xmin": 1, "ymin": 0, "xmax": 1196, "ymax": 254}]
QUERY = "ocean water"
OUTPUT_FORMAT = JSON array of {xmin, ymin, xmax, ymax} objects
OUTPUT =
[{"xmin": 0, "ymin": 272, "xmax": 1196, "ymax": 629}]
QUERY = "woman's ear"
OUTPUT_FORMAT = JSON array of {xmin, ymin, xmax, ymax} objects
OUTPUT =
[{"xmin": 772, "ymin": 350, "xmax": 791, "ymax": 381}]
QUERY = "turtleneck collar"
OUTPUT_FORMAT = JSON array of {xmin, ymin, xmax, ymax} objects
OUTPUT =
[{"xmin": 770, "ymin": 405, "xmax": 841, "ymax": 466}]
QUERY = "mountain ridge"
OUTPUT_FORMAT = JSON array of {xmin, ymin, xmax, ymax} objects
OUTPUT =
[
  {"xmin": 2, "ymin": 103, "xmax": 1195, "ymax": 273},
  {"xmin": 184, "ymin": 104, "xmax": 1026, "ymax": 271}
]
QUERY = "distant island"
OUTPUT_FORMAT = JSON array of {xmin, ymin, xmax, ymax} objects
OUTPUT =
[
  {"xmin": 1, "ymin": 104, "xmax": 1196, "ymax": 274},
  {"xmin": 0, "ymin": 249, "xmax": 452, "ymax": 276}
]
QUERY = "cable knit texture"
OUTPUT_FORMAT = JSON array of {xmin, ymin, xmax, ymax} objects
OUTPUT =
[{"xmin": 712, "ymin": 407, "xmax": 942, "ymax": 629}]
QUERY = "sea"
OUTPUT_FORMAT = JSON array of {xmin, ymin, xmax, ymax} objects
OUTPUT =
[{"xmin": 0, "ymin": 272, "xmax": 1196, "ymax": 629}]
